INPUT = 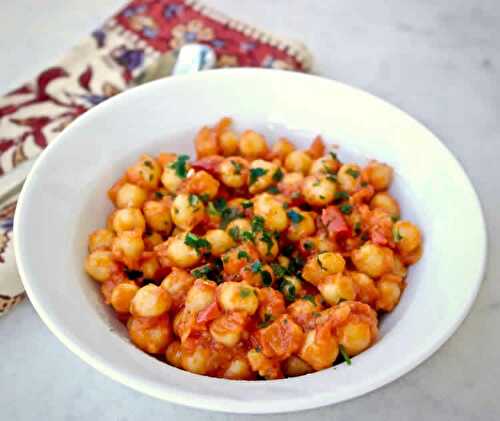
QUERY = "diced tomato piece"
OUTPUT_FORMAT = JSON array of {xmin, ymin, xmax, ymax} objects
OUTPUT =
[
  {"xmin": 307, "ymin": 135, "xmax": 326, "ymax": 159},
  {"xmin": 191, "ymin": 156, "xmax": 224, "ymax": 175},
  {"xmin": 196, "ymin": 301, "xmax": 221, "ymax": 324},
  {"xmin": 321, "ymin": 206, "xmax": 351, "ymax": 240}
]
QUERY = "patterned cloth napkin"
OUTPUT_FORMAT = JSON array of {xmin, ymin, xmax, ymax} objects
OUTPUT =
[{"xmin": 0, "ymin": 0, "xmax": 311, "ymax": 316}]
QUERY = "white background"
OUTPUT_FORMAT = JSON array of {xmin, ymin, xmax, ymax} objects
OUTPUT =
[{"xmin": 1, "ymin": 0, "xmax": 499, "ymax": 420}]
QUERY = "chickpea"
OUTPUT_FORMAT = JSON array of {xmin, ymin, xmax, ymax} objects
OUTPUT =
[
  {"xmin": 392, "ymin": 255, "xmax": 408, "ymax": 278},
  {"xmin": 195, "ymin": 126, "xmax": 219, "ymax": 158},
  {"xmin": 287, "ymin": 208, "xmax": 315, "ymax": 241},
  {"xmin": 209, "ymin": 312, "xmax": 246, "ymax": 347},
  {"xmin": 248, "ymin": 160, "xmax": 279, "ymax": 194},
  {"xmin": 309, "ymin": 156, "xmax": 340, "ymax": 176},
  {"xmin": 172, "ymin": 307, "xmax": 195, "ymax": 341},
  {"xmin": 271, "ymin": 137, "xmax": 295, "ymax": 161},
  {"xmin": 130, "ymin": 284, "xmax": 172, "ymax": 317},
  {"xmin": 376, "ymin": 274, "xmax": 403, "ymax": 311},
  {"xmin": 287, "ymin": 296, "xmax": 322, "ymax": 330},
  {"xmin": 110, "ymin": 282, "xmax": 139, "ymax": 313},
  {"xmin": 156, "ymin": 233, "xmax": 201, "ymax": 268},
  {"xmin": 364, "ymin": 161, "xmax": 393, "ymax": 191},
  {"xmin": 350, "ymin": 271, "xmax": 379, "ymax": 305},
  {"xmin": 337, "ymin": 163, "xmax": 362, "ymax": 193},
  {"xmin": 299, "ymin": 327, "xmax": 339, "ymax": 371},
  {"xmin": 223, "ymin": 357, "xmax": 253, "ymax": 380},
  {"xmin": 219, "ymin": 130, "xmax": 239, "ymax": 156},
  {"xmin": 394, "ymin": 220, "xmax": 421, "ymax": 254},
  {"xmin": 88, "ymin": 228, "xmax": 114, "ymax": 252},
  {"xmin": 257, "ymin": 287, "xmax": 285, "ymax": 321},
  {"xmin": 370, "ymin": 192, "xmax": 400, "ymax": 217},
  {"xmin": 278, "ymin": 172, "xmax": 304, "ymax": 200},
  {"xmin": 302, "ymin": 252, "xmax": 346, "ymax": 286},
  {"xmin": 165, "ymin": 340, "xmax": 183, "ymax": 368},
  {"xmin": 144, "ymin": 231, "xmax": 163, "ymax": 251},
  {"xmin": 258, "ymin": 315, "xmax": 304, "ymax": 359},
  {"xmin": 127, "ymin": 155, "xmax": 161, "ymax": 190},
  {"xmin": 222, "ymin": 244, "xmax": 259, "ymax": 276},
  {"xmin": 181, "ymin": 345, "xmax": 212, "ymax": 375},
  {"xmin": 255, "ymin": 232, "xmax": 279, "ymax": 262},
  {"xmin": 226, "ymin": 218, "xmax": 252, "ymax": 235},
  {"xmin": 218, "ymin": 157, "xmax": 249, "ymax": 188},
  {"xmin": 281, "ymin": 275, "xmax": 303, "ymax": 299},
  {"xmin": 239, "ymin": 130, "xmax": 268, "ymax": 160},
  {"xmin": 185, "ymin": 279, "xmax": 217, "ymax": 313},
  {"xmin": 85, "ymin": 250, "xmax": 118, "ymax": 282},
  {"xmin": 284, "ymin": 150, "xmax": 313, "ymax": 174},
  {"xmin": 161, "ymin": 166, "xmax": 184, "ymax": 194},
  {"xmin": 302, "ymin": 175, "xmax": 336, "ymax": 206},
  {"xmin": 161, "ymin": 268, "xmax": 195, "ymax": 307},
  {"xmin": 217, "ymin": 282, "xmax": 259, "ymax": 314},
  {"xmin": 143, "ymin": 200, "xmax": 172, "ymax": 234},
  {"xmin": 141, "ymin": 255, "xmax": 160, "ymax": 279},
  {"xmin": 351, "ymin": 242, "xmax": 394, "ymax": 278},
  {"xmin": 115, "ymin": 183, "xmax": 147, "ymax": 208},
  {"xmin": 111, "ymin": 208, "xmax": 146, "ymax": 233},
  {"xmin": 318, "ymin": 273, "xmax": 357, "ymax": 305},
  {"xmin": 171, "ymin": 193, "xmax": 205, "ymax": 231},
  {"xmin": 112, "ymin": 231, "xmax": 144, "ymax": 265},
  {"xmin": 247, "ymin": 348, "xmax": 282, "ymax": 380},
  {"xmin": 253, "ymin": 193, "xmax": 289, "ymax": 232},
  {"xmin": 128, "ymin": 314, "xmax": 172, "ymax": 354},
  {"xmin": 204, "ymin": 229, "xmax": 234, "ymax": 256},
  {"xmin": 185, "ymin": 170, "xmax": 219, "ymax": 199},
  {"xmin": 284, "ymin": 356, "xmax": 313, "ymax": 377},
  {"xmin": 338, "ymin": 321, "xmax": 372, "ymax": 356}
]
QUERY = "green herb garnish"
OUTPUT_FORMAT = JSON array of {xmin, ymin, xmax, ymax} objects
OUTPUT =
[
  {"xmin": 354, "ymin": 222, "xmax": 362, "ymax": 234},
  {"xmin": 346, "ymin": 168, "xmax": 360, "ymax": 179},
  {"xmin": 240, "ymin": 287, "xmax": 252, "ymax": 298},
  {"xmin": 169, "ymin": 154, "xmax": 189, "ymax": 178},
  {"xmin": 251, "ymin": 216, "xmax": 265, "ymax": 233},
  {"xmin": 261, "ymin": 270, "xmax": 273, "ymax": 287},
  {"xmin": 267, "ymin": 186, "xmax": 279, "ymax": 194},
  {"xmin": 199, "ymin": 193, "xmax": 210, "ymax": 203},
  {"xmin": 237, "ymin": 250, "xmax": 250, "ymax": 260},
  {"xmin": 220, "ymin": 207, "xmax": 244, "ymax": 229},
  {"xmin": 231, "ymin": 160, "xmax": 242, "ymax": 175},
  {"xmin": 251, "ymin": 260, "xmax": 262, "ymax": 273},
  {"xmin": 329, "ymin": 151, "xmax": 337, "ymax": 160},
  {"xmin": 260, "ymin": 231, "xmax": 275, "ymax": 255},
  {"xmin": 258, "ymin": 313, "xmax": 274, "ymax": 329},
  {"xmin": 188, "ymin": 194, "xmax": 200, "ymax": 207},
  {"xmin": 249, "ymin": 168, "xmax": 268, "ymax": 185},
  {"xmin": 339, "ymin": 204, "xmax": 353, "ymax": 215},
  {"xmin": 184, "ymin": 233, "xmax": 211, "ymax": 254},
  {"xmin": 242, "ymin": 200, "xmax": 253, "ymax": 209},
  {"xmin": 281, "ymin": 280, "xmax": 296, "ymax": 302},
  {"xmin": 241, "ymin": 231, "xmax": 255, "ymax": 242},
  {"xmin": 272, "ymin": 168, "xmax": 284, "ymax": 182},
  {"xmin": 303, "ymin": 295, "xmax": 316, "ymax": 305},
  {"xmin": 334, "ymin": 191, "xmax": 350, "ymax": 201},
  {"xmin": 287, "ymin": 210, "xmax": 304, "ymax": 224},
  {"xmin": 229, "ymin": 226, "xmax": 240, "ymax": 241},
  {"xmin": 191, "ymin": 264, "xmax": 212, "ymax": 279},
  {"xmin": 271, "ymin": 263, "xmax": 287, "ymax": 278},
  {"xmin": 339, "ymin": 344, "xmax": 352, "ymax": 365},
  {"xmin": 327, "ymin": 174, "xmax": 338, "ymax": 183}
]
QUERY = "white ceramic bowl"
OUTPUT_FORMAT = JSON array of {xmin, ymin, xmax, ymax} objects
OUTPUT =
[{"xmin": 14, "ymin": 69, "xmax": 486, "ymax": 414}]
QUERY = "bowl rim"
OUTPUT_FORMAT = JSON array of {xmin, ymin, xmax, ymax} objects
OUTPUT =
[{"xmin": 14, "ymin": 68, "xmax": 488, "ymax": 414}]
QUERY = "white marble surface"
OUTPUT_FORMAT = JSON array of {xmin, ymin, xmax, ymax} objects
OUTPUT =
[{"xmin": 1, "ymin": 0, "xmax": 499, "ymax": 419}]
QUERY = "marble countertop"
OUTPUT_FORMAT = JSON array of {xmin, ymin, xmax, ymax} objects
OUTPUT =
[{"xmin": 1, "ymin": 1, "xmax": 499, "ymax": 420}]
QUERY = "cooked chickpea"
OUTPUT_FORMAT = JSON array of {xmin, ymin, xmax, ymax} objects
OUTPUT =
[
  {"xmin": 257, "ymin": 287, "xmax": 285, "ymax": 320},
  {"xmin": 278, "ymin": 172, "xmax": 304, "ymax": 198},
  {"xmin": 351, "ymin": 271, "xmax": 379, "ymax": 305},
  {"xmin": 195, "ymin": 126, "xmax": 219, "ymax": 158},
  {"xmin": 158, "ymin": 233, "xmax": 201, "ymax": 268},
  {"xmin": 248, "ymin": 160, "xmax": 279, "ymax": 194},
  {"xmin": 338, "ymin": 321, "xmax": 372, "ymax": 356},
  {"xmin": 239, "ymin": 130, "xmax": 268, "ymax": 160},
  {"xmin": 85, "ymin": 250, "xmax": 118, "ymax": 282},
  {"xmin": 284, "ymin": 356, "xmax": 313, "ymax": 377},
  {"xmin": 161, "ymin": 268, "xmax": 194, "ymax": 306},
  {"xmin": 272, "ymin": 137, "xmax": 295, "ymax": 161},
  {"xmin": 165, "ymin": 340, "xmax": 183, "ymax": 368},
  {"xmin": 302, "ymin": 252, "xmax": 346, "ymax": 285},
  {"xmin": 115, "ymin": 183, "xmax": 147, "ymax": 208},
  {"xmin": 299, "ymin": 328, "xmax": 339, "ymax": 371},
  {"xmin": 110, "ymin": 282, "xmax": 139, "ymax": 313},
  {"xmin": 222, "ymin": 244, "xmax": 259, "ymax": 276},
  {"xmin": 302, "ymin": 175, "xmax": 336, "ymax": 206},
  {"xmin": 364, "ymin": 161, "xmax": 393, "ymax": 191},
  {"xmin": 370, "ymin": 192, "xmax": 400, "ymax": 217},
  {"xmin": 281, "ymin": 275, "xmax": 303, "ymax": 298},
  {"xmin": 204, "ymin": 229, "xmax": 234, "ymax": 256},
  {"xmin": 255, "ymin": 232, "xmax": 279, "ymax": 262},
  {"xmin": 127, "ymin": 155, "xmax": 161, "ymax": 190},
  {"xmin": 88, "ymin": 228, "xmax": 114, "ymax": 252},
  {"xmin": 144, "ymin": 231, "xmax": 163, "ymax": 250},
  {"xmin": 130, "ymin": 284, "xmax": 172, "ymax": 317},
  {"xmin": 309, "ymin": 156, "xmax": 339, "ymax": 176},
  {"xmin": 318, "ymin": 273, "xmax": 357, "ymax": 305},
  {"xmin": 143, "ymin": 200, "xmax": 172, "ymax": 233},
  {"xmin": 394, "ymin": 220, "xmax": 421, "ymax": 254},
  {"xmin": 258, "ymin": 315, "xmax": 304, "ymax": 359},
  {"xmin": 376, "ymin": 274, "xmax": 402, "ymax": 311},
  {"xmin": 219, "ymin": 130, "xmax": 239, "ymax": 156},
  {"xmin": 226, "ymin": 218, "xmax": 252, "ymax": 235},
  {"xmin": 247, "ymin": 348, "xmax": 282, "ymax": 379},
  {"xmin": 128, "ymin": 315, "xmax": 172, "ymax": 354},
  {"xmin": 253, "ymin": 193, "xmax": 289, "ymax": 232},
  {"xmin": 217, "ymin": 282, "xmax": 259, "ymax": 314},
  {"xmin": 287, "ymin": 296, "xmax": 322, "ymax": 330},
  {"xmin": 141, "ymin": 255, "xmax": 160, "ymax": 279},
  {"xmin": 181, "ymin": 345, "xmax": 211, "ymax": 375},
  {"xmin": 160, "ymin": 166, "xmax": 184, "ymax": 194},
  {"xmin": 223, "ymin": 357, "xmax": 253, "ymax": 380},
  {"xmin": 171, "ymin": 193, "xmax": 205, "ymax": 231},
  {"xmin": 185, "ymin": 170, "xmax": 219, "ymax": 199},
  {"xmin": 287, "ymin": 208, "xmax": 315, "ymax": 241},
  {"xmin": 218, "ymin": 157, "xmax": 249, "ymax": 188},
  {"xmin": 283, "ymin": 150, "xmax": 312, "ymax": 174},
  {"xmin": 185, "ymin": 279, "xmax": 217, "ymax": 313},
  {"xmin": 209, "ymin": 313, "xmax": 245, "ymax": 347},
  {"xmin": 392, "ymin": 255, "xmax": 408, "ymax": 278},
  {"xmin": 337, "ymin": 163, "xmax": 362, "ymax": 193},
  {"xmin": 112, "ymin": 208, "xmax": 146, "ymax": 233},
  {"xmin": 112, "ymin": 230, "xmax": 144, "ymax": 265},
  {"xmin": 351, "ymin": 242, "xmax": 394, "ymax": 278}
]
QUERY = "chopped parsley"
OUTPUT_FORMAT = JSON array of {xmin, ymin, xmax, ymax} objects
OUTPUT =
[
  {"xmin": 261, "ymin": 270, "xmax": 273, "ymax": 287},
  {"xmin": 249, "ymin": 168, "xmax": 268, "ymax": 186},
  {"xmin": 339, "ymin": 204, "xmax": 353, "ymax": 215},
  {"xmin": 242, "ymin": 200, "xmax": 253, "ymax": 209},
  {"xmin": 228, "ymin": 226, "xmax": 240, "ymax": 241},
  {"xmin": 188, "ymin": 194, "xmax": 200, "ymax": 207},
  {"xmin": 260, "ymin": 231, "xmax": 275, "ymax": 255},
  {"xmin": 329, "ymin": 151, "xmax": 337, "ymax": 160},
  {"xmin": 354, "ymin": 222, "xmax": 362, "ymax": 235},
  {"xmin": 327, "ymin": 174, "xmax": 338, "ymax": 183},
  {"xmin": 231, "ymin": 160, "xmax": 242, "ymax": 175},
  {"xmin": 124, "ymin": 268, "xmax": 143, "ymax": 280},
  {"xmin": 199, "ymin": 193, "xmax": 210, "ymax": 203},
  {"xmin": 303, "ymin": 295, "xmax": 316, "ymax": 305},
  {"xmin": 237, "ymin": 250, "xmax": 250, "ymax": 260},
  {"xmin": 272, "ymin": 167, "xmax": 284, "ymax": 182},
  {"xmin": 287, "ymin": 209, "xmax": 304, "ymax": 224},
  {"xmin": 241, "ymin": 231, "xmax": 255, "ymax": 242},
  {"xmin": 339, "ymin": 344, "xmax": 352, "ymax": 365},
  {"xmin": 346, "ymin": 168, "xmax": 360, "ymax": 179},
  {"xmin": 251, "ymin": 260, "xmax": 262, "ymax": 273},
  {"xmin": 271, "ymin": 263, "xmax": 287, "ymax": 278},
  {"xmin": 267, "ymin": 186, "xmax": 279, "ymax": 194},
  {"xmin": 169, "ymin": 154, "xmax": 189, "ymax": 178},
  {"xmin": 220, "ymin": 207, "xmax": 244, "ymax": 229},
  {"xmin": 251, "ymin": 216, "xmax": 265, "ymax": 233},
  {"xmin": 240, "ymin": 287, "xmax": 252, "ymax": 298},
  {"xmin": 258, "ymin": 313, "xmax": 274, "ymax": 329},
  {"xmin": 280, "ymin": 280, "xmax": 296, "ymax": 302},
  {"xmin": 184, "ymin": 233, "xmax": 211, "ymax": 254},
  {"xmin": 191, "ymin": 264, "xmax": 212, "ymax": 279},
  {"xmin": 334, "ymin": 191, "xmax": 350, "ymax": 201},
  {"xmin": 393, "ymin": 226, "xmax": 403, "ymax": 242}
]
